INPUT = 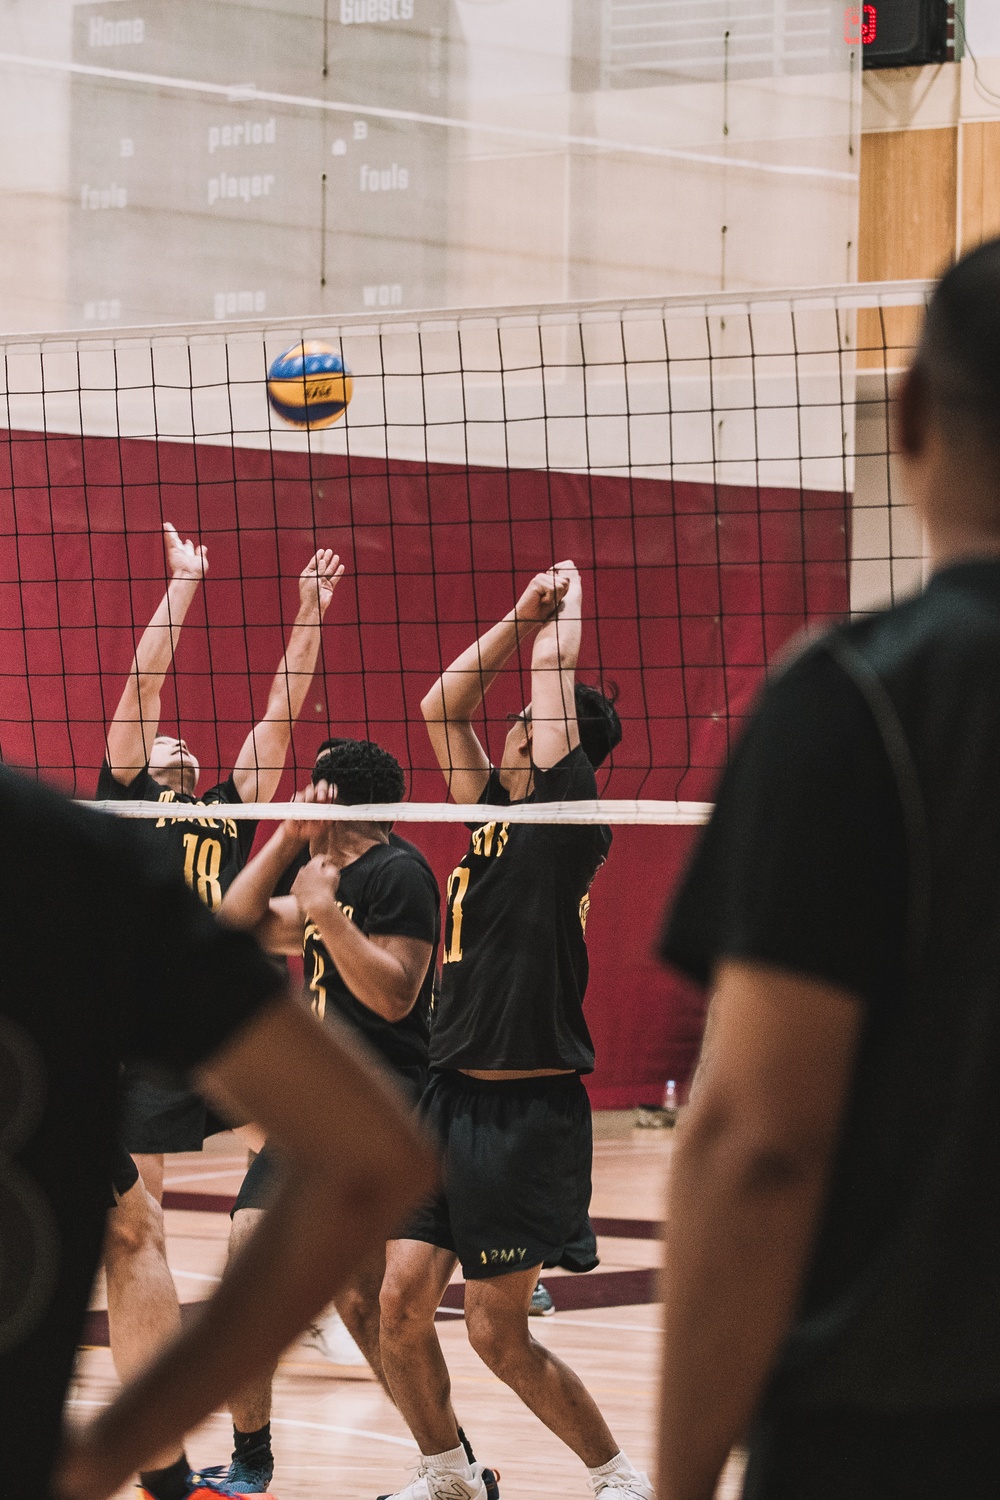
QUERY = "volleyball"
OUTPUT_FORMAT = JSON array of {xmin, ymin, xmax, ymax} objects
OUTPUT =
[{"xmin": 266, "ymin": 341, "xmax": 353, "ymax": 429}]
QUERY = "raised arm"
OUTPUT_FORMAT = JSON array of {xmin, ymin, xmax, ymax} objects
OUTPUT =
[
  {"xmin": 420, "ymin": 567, "xmax": 570, "ymax": 802},
  {"xmin": 530, "ymin": 561, "xmax": 582, "ymax": 770},
  {"xmin": 233, "ymin": 550, "xmax": 344, "ymax": 804},
  {"xmin": 54, "ymin": 992, "xmax": 438, "ymax": 1500},
  {"xmin": 105, "ymin": 524, "xmax": 207, "ymax": 786}
]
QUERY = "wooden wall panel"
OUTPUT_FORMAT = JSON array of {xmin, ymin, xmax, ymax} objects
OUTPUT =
[
  {"xmin": 859, "ymin": 126, "xmax": 957, "ymax": 365},
  {"xmin": 961, "ymin": 120, "xmax": 1000, "ymax": 254}
]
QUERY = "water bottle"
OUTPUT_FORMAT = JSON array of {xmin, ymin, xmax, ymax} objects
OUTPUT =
[{"xmin": 662, "ymin": 1079, "xmax": 678, "ymax": 1126}]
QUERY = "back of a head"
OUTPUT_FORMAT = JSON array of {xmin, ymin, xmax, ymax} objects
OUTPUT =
[
  {"xmin": 917, "ymin": 237, "xmax": 1000, "ymax": 458},
  {"xmin": 312, "ymin": 738, "xmax": 406, "ymax": 805},
  {"xmin": 575, "ymin": 682, "xmax": 622, "ymax": 768}
]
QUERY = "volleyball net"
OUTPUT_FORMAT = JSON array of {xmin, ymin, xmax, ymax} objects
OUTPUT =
[{"xmin": 1, "ymin": 281, "xmax": 929, "ymax": 827}]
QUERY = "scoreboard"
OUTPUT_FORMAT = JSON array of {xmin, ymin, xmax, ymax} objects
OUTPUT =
[
  {"xmin": 69, "ymin": 0, "xmax": 450, "ymax": 328},
  {"xmin": 846, "ymin": 0, "xmax": 951, "ymax": 69}
]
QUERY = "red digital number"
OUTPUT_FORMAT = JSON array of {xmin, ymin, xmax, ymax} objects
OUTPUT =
[{"xmin": 844, "ymin": 3, "xmax": 877, "ymax": 44}]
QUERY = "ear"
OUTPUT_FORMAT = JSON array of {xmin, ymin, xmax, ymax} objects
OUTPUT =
[{"xmin": 894, "ymin": 364, "xmax": 927, "ymax": 459}]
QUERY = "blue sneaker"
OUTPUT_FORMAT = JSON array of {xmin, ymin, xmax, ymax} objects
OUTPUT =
[
  {"xmin": 193, "ymin": 1452, "xmax": 275, "ymax": 1496},
  {"xmin": 139, "ymin": 1473, "xmax": 275, "ymax": 1500},
  {"xmin": 529, "ymin": 1280, "xmax": 555, "ymax": 1317}
]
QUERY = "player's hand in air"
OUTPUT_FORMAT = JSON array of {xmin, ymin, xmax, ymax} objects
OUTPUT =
[
  {"xmin": 514, "ymin": 560, "xmax": 576, "ymax": 625},
  {"xmin": 163, "ymin": 521, "xmax": 208, "ymax": 581},
  {"xmin": 299, "ymin": 549, "xmax": 345, "ymax": 618},
  {"xmin": 292, "ymin": 853, "xmax": 342, "ymax": 915}
]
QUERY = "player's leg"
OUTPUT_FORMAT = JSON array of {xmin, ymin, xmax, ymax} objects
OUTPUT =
[
  {"xmin": 103, "ymin": 1157, "xmax": 188, "ymax": 1488},
  {"xmin": 464, "ymin": 1266, "xmax": 618, "ymax": 1462},
  {"xmin": 334, "ymin": 1243, "xmax": 390, "ymax": 1392},
  {"xmin": 450, "ymin": 1073, "xmax": 652, "ymax": 1497},
  {"xmin": 225, "ymin": 1205, "xmax": 279, "ymax": 1490},
  {"xmin": 379, "ymin": 1238, "xmax": 461, "ymax": 1455},
  {"xmin": 132, "ymin": 1152, "xmax": 165, "ymax": 1203}
]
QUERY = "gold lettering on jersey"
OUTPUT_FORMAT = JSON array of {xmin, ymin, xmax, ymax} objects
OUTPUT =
[
  {"xmin": 153, "ymin": 785, "xmax": 237, "ymax": 837},
  {"xmin": 479, "ymin": 1247, "xmax": 528, "ymax": 1265},
  {"xmin": 471, "ymin": 820, "xmax": 509, "ymax": 858},
  {"xmin": 303, "ymin": 919, "xmax": 328, "ymax": 1020},
  {"xmin": 579, "ymin": 892, "xmax": 591, "ymax": 934},
  {"xmin": 443, "ymin": 865, "xmax": 471, "ymax": 965}
]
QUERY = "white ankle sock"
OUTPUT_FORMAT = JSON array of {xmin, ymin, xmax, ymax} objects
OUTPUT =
[
  {"xmin": 589, "ymin": 1451, "xmax": 636, "ymax": 1481},
  {"xmin": 426, "ymin": 1443, "xmax": 474, "ymax": 1477}
]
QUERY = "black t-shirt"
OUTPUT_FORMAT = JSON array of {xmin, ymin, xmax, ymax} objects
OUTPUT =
[
  {"xmin": 96, "ymin": 763, "xmax": 257, "ymax": 912},
  {"xmin": 0, "ymin": 765, "xmax": 284, "ymax": 1496},
  {"xmin": 302, "ymin": 836, "xmax": 439, "ymax": 1084},
  {"xmin": 663, "ymin": 647, "xmax": 908, "ymax": 1009},
  {"xmin": 662, "ymin": 568, "xmax": 1000, "ymax": 1410},
  {"xmin": 431, "ymin": 745, "xmax": 611, "ymax": 1073}
]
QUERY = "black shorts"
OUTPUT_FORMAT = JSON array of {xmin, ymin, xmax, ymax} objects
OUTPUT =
[
  {"xmin": 119, "ymin": 1060, "xmax": 232, "ymax": 1154},
  {"xmin": 404, "ymin": 1070, "xmax": 598, "ymax": 1281},
  {"xmin": 743, "ymin": 1406, "xmax": 1000, "ymax": 1500},
  {"xmin": 108, "ymin": 1144, "xmax": 140, "ymax": 1207}
]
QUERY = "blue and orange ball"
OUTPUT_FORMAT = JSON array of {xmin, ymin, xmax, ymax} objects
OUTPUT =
[{"xmin": 266, "ymin": 341, "xmax": 353, "ymax": 429}]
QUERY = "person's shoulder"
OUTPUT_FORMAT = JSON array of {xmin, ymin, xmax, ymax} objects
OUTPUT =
[
  {"xmin": 96, "ymin": 760, "xmax": 160, "ymax": 801},
  {"xmin": 379, "ymin": 839, "xmax": 439, "ymax": 889},
  {"xmin": 483, "ymin": 767, "xmax": 510, "ymax": 806},
  {"xmin": 837, "ymin": 564, "xmax": 1000, "ymax": 684},
  {"xmin": 531, "ymin": 744, "xmax": 598, "ymax": 799},
  {"xmin": 202, "ymin": 773, "xmax": 242, "ymax": 806},
  {"xmin": 748, "ymin": 628, "xmax": 868, "ymax": 720}
]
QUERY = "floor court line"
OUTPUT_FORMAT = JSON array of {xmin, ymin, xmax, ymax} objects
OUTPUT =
[
  {"xmin": 157, "ymin": 1278, "xmax": 661, "ymax": 1334},
  {"xmin": 67, "ymin": 1401, "xmax": 416, "ymax": 1449},
  {"xmin": 163, "ymin": 1165, "xmax": 250, "ymax": 1186}
]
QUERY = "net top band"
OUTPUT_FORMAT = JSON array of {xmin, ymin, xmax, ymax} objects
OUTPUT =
[{"xmin": 85, "ymin": 798, "xmax": 713, "ymax": 827}]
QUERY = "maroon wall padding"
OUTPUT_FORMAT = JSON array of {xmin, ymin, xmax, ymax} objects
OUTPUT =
[{"xmin": 0, "ymin": 427, "xmax": 849, "ymax": 1104}]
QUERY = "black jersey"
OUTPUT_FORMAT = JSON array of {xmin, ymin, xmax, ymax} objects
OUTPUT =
[
  {"xmin": 302, "ymin": 837, "xmax": 439, "ymax": 1085},
  {"xmin": 96, "ymin": 762, "xmax": 257, "ymax": 911},
  {"xmin": 431, "ymin": 746, "xmax": 611, "ymax": 1073},
  {"xmin": 0, "ymin": 765, "xmax": 284, "ymax": 1497},
  {"xmin": 663, "ymin": 559, "xmax": 1000, "ymax": 1410}
]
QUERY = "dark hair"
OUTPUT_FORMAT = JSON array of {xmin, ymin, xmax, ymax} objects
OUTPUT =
[
  {"xmin": 575, "ymin": 682, "xmax": 622, "ymax": 768},
  {"xmin": 916, "ymin": 237, "xmax": 1000, "ymax": 446},
  {"xmin": 312, "ymin": 738, "xmax": 406, "ymax": 805}
]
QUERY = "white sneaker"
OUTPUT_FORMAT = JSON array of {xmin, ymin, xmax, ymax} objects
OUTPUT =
[
  {"xmin": 304, "ymin": 1305, "xmax": 367, "ymax": 1365},
  {"xmin": 378, "ymin": 1459, "xmax": 497, "ymax": 1500},
  {"xmin": 590, "ymin": 1469, "xmax": 655, "ymax": 1500}
]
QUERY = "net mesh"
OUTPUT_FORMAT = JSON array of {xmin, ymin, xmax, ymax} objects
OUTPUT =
[{"xmin": 1, "ymin": 281, "xmax": 929, "ymax": 824}]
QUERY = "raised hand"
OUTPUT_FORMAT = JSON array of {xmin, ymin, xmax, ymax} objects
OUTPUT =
[
  {"xmin": 292, "ymin": 853, "xmax": 342, "ymax": 914},
  {"xmin": 514, "ymin": 561, "xmax": 576, "ymax": 626},
  {"xmin": 299, "ymin": 549, "xmax": 345, "ymax": 617},
  {"xmin": 283, "ymin": 779, "xmax": 332, "ymax": 845},
  {"xmin": 163, "ymin": 521, "xmax": 208, "ymax": 581}
]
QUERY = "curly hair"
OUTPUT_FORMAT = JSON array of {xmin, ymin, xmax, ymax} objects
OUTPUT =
[
  {"xmin": 312, "ymin": 738, "xmax": 406, "ymax": 805},
  {"xmin": 575, "ymin": 682, "xmax": 622, "ymax": 769}
]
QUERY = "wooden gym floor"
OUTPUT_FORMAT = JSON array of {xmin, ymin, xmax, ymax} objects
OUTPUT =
[{"xmin": 67, "ymin": 1127, "xmax": 745, "ymax": 1500}]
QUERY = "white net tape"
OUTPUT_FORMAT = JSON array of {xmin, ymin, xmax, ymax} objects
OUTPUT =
[{"xmin": 85, "ymin": 798, "xmax": 713, "ymax": 826}]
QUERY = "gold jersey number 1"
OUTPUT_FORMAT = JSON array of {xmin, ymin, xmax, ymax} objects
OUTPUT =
[{"xmin": 443, "ymin": 865, "xmax": 471, "ymax": 965}]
